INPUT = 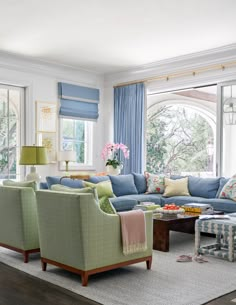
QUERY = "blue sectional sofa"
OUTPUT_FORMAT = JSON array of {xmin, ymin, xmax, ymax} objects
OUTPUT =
[{"xmin": 40, "ymin": 174, "xmax": 235, "ymax": 213}]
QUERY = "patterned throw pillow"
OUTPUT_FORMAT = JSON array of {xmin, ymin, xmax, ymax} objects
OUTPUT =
[
  {"xmin": 99, "ymin": 196, "xmax": 116, "ymax": 214},
  {"xmin": 219, "ymin": 175, "xmax": 236, "ymax": 201},
  {"xmin": 144, "ymin": 172, "xmax": 165, "ymax": 194},
  {"xmin": 83, "ymin": 180, "xmax": 116, "ymax": 214}
]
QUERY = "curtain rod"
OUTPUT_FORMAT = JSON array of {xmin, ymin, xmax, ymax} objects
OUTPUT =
[{"xmin": 113, "ymin": 60, "xmax": 236, "ymax": 88}]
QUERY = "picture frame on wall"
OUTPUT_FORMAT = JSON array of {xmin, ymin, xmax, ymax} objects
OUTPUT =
[
  {"xmin": 36, "ymin": 132, "xmax": 57, "ymax": 163},
  {"xmin": 36, "ymin": 101, "xmax": 57, "ymax": 133}
]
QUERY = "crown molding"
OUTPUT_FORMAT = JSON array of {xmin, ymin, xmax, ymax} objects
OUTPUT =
[
  {"xmin": 0, "ymin": 50, "xmax": 103, "ymax": 81},
  {"xmin": 104, "ymin": 43, "xmax": 236, "ymax": 87}
]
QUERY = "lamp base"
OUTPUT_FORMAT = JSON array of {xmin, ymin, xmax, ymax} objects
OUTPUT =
[{"xmin": 26, "ymin": 166, "xmax": 41, "ymax": 183}]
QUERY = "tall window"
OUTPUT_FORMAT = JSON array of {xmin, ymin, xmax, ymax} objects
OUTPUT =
[
  {"xmin": 146, "ymin": 85, "xmax": 216, "ymax": 177},
  {"xmin": 0, "ymin": 85, "xmax": 24, "ymax": 180},
  {"xmin": 60, "ymin": 118, "xmax": 93, "ymax": 168}
]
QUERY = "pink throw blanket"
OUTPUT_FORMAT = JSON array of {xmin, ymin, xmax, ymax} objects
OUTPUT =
[{"xmin": 118, "ymin": 210, "xmax": 147, "ymax": 255}]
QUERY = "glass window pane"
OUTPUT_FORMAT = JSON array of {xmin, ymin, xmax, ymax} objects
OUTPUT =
[
  {"xmin": 0, "ymin": 86, "xmax": 22, "ymax": 180},
  {"xmin": 61, "ymin": 118, "xmax": 88, "ymax": 165},
  {"xmin": 146, "ymin": 86, "xmax": 216, "ymax": 177}
]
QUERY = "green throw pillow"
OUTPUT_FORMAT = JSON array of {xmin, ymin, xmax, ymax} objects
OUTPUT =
[
  {"xmin": 2, "ymin": 180, "xmax": 37, "ymax": 191},
  {"xmin": 99, "ymin": 196, "xmax": 116, "ymax": 214},
  {"xmin": 50, "ymin": 184, "xmax": 98, "ymax": 202},
  {"xmin": 83, "ymin": 180, "xmax": 114, "ymax": 199}
]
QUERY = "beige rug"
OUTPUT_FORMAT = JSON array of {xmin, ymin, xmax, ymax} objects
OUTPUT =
[{"xmin": 0, "ymin": 233, "xmax": 236, "ymax": 305}]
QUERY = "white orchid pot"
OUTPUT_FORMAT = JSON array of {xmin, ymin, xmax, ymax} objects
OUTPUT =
[{"xmin": 106, "ymin": 165, "xmax": 123, "ymax": 175}]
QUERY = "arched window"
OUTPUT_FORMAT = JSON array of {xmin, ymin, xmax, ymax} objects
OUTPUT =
[
  {"xmin": 0, "ymin": 86, "xmax": 24, "ymax": 180},
  {"xmin": 146, "ymin": 87, "xmax": 217, "ymax": 177}
]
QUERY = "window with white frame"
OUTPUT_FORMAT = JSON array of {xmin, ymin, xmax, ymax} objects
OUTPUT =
[
  {"xmin": 146, "ymin": 85, "xmax": 217, "ymax": 177},
  {"xmin": 60, "ymin": 118, "xmax": 93, "ymax": 168},
  {"xmin": 0, "ymin": 85, "xmax": 24, "ymax": 181}
]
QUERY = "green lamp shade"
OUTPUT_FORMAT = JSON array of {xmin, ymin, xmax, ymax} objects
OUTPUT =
[{"xmin": 19, "ymin": 146, "xmax": 48, "ymax": 165}]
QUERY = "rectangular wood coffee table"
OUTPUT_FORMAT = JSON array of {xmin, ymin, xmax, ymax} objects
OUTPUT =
[{"xmin": 153, "ymin": 214, "xmax": 199, "ymax": 252}]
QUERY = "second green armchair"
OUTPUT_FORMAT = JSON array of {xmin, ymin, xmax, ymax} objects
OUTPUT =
[{"xmin": 36, "ymin": 190, "xmax": 153, "ymax": 286}]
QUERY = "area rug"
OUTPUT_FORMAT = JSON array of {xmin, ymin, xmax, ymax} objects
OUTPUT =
[{"xmin": 0, "ymin": 233, "xmax": 236, "ymax": 305}]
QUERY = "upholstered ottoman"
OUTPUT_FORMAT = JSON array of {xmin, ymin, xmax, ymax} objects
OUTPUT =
[{"xmin": 195, "ymin": 215, "xmax": 236, "ymax": 262}]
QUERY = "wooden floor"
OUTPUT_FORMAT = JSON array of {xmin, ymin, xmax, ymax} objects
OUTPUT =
[
  {"xmin": 0, "ymin": 261, "xmax": 235, "ymax": 305},
  {"xmin": 0, "ymin": 262, "xmax": 101, "ymax": 305},
  {"xmin": 204, "ymin": 291, "xmax": 236, "ymax": 305}
]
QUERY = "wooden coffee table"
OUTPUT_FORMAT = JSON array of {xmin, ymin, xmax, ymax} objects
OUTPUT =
[{"xmin": 153, "ymin": 211, "xmax": 223, "ymax": 252}]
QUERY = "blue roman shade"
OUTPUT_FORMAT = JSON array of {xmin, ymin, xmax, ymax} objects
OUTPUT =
[{"xmin": 58, "ymin": 82, "xmax": 99, "ymax": 120}]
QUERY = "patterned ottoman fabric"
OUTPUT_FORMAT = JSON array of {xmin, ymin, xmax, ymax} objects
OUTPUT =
[{"xmin": 195, "ymin": 216, "xmax": 236, "ymax": 262}]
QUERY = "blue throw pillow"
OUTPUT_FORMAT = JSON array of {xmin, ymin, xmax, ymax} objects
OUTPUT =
[
  {"xmin": 88, "ymin": 175, "xmax": 109, "ymax": 183},
  {"xmin": 132, "ymin": 173, "xmax": 147, "ymax": 193},
  {"xmin": 216, "ymin": 177, "xmax": 230, "ymax": 198},
  {"xmin": 188, "ymin": 176, "xmax": 220, "ymax": 198},
  {"xmin": 46, "ymin": 176, "xmax": 84, "ymax": 189},
  {"xmin": 109, "ymin": 174, "xmax": 138, "ymax": 197}
]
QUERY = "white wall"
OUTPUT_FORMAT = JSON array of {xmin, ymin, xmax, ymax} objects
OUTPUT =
[{"xmin": 0, "ymin": 52, "xmax": 105, "ymax": 180}]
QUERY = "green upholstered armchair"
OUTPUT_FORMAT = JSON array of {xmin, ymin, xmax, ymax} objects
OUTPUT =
[
  {"xmin": 36, "ymin": 190, "xmax": 153, "ymax": 286},
  {"xmin": 0, "ymin": 186, "xmax": 40, "ymax": 262}
]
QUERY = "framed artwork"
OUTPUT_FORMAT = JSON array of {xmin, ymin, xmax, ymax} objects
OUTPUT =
[
  {"xmin": 36, "ymin": 101, "xmax": 57, "ymax": 133},
  {"xmin": 36, "ymin": 132, "xmax": 57, "ymax": 163}
]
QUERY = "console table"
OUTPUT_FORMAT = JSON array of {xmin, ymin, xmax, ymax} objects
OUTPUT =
[{"xmin": 60, "ymin": 174, "xmax": 90, "ymax": 183}]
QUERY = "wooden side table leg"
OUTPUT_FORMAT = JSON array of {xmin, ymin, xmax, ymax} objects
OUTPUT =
[{"xmin": 153, "ymin": 222, "xmax": 169, "ymax": 252}]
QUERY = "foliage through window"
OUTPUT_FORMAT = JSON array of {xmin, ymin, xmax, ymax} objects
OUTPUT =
[
  {"xmin": 146, "ymin": 104, "xmax": 214, "ymax": 176},
  {"xmin": 0, "ymin": 86, "xmax": 24, "ymax": 180},
  {"xmin": 60, "ymin": 118, "xmax": 93, "ymax": 167}
]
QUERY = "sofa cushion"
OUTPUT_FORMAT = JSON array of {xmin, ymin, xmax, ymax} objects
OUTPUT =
[
  {"xmin": 110, "ymin": 193, "xmax": 163, "ymax": 211},
  {"xmin": 46, "ymin": 176, "xmax": 84, "ymax": 189},
  {"xmin": 216, "ymin": 177, "xmax": 230, "ymax": 198},
  {"xmin": 219, "ymin": 175, "xmax": 236, "ymax": 201},
  {"xmin": 109, "ymin": 174, "xmax": 138, "ymax": 197},
  {"xmin": 2, "ymin": 180, "xmax": 37, "ymax": 191},
  {"xmin": 163, "ymin": 177, "xmax": 190, "ymax": 197},
  {"xmin": 132, "ymin": 173, "xmax": 147, "ymax": 194},
  {"xmin": 163, "ymin": 196, "xmax": 206, "ymax": 206},
  {"xmin": 50, "ymin": 184, "xmax": 98, "ymax": 201},
  {"xmin": 144, "ymin": 172, "xmax": 165, "ymax": 194},
  {"xmin": 87, "ymin": 175, "xmax": 110, "ymax": 183},
  {"xmin": 162, "ymin": 196, "xmax": 236, "ymax": 213},
  {"xmin": 109, "ymin": 197, "xmax": 139, "ymax": 212},
  {"xmin": 188, "ymin": 176, "xmax": 220, "ymax": 198},
  {"xmin": 40, "ymin": 182, "xmax": 48, "ymax": 189},
  {"xmin": 83, "ymin": 180, "xmax": 114, "ymax": 199}
]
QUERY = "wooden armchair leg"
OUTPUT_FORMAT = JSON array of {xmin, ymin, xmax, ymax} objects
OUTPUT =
[
  {"xmin": 146, "ymin": 257, "xmax": 152, "ymax": 270},
  {"xmin": 41, "ymin": 261, "xmax": 47, "ymax": 271},
  {"xmin": 81, "ymin": 272, "xmax": 89, "ymax": 286},
  {"xmin": 23, "ymin": 252, "xmax": 29, "ymax": 263}
]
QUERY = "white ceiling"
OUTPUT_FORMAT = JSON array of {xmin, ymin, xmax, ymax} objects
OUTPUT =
[{"xmin": 0, "ymin": 0, "xmax": 236, "ymax": 74}]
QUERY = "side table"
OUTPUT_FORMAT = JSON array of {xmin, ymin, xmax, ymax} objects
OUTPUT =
[{"xmin": 195, "ymin": 216, "xmax": 236, "ymax": 262}]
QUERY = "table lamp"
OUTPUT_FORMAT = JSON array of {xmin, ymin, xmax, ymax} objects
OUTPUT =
[
  {"xmin": 58, "ymin": 150, "xmax": 76, "ymax": 172},
  {"xmin": 19, "ymin": 146, "xmax": 48, "ymax": 182}
]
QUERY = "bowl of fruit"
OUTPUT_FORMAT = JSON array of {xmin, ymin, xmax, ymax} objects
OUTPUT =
[{"xmin": 155, "ymin": 204, "xmax": 185, "ymax": 216}]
